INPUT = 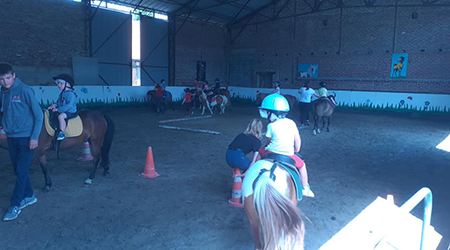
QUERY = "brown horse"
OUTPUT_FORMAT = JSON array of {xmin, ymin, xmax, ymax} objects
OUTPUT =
[
  {"xmin": 34, "ymin": 109, "xmax": 115, "ymax": 191},
  {"xmin": 312, "ymin": 95, "xmax": 336, "ymax": 135},
  {"xmin": 242, "ymin": 158, "xmax": 305, "ymax": 249},
  {"xmin": 146, "ymin": 90, "xmax": 175, "ymax": 113}
]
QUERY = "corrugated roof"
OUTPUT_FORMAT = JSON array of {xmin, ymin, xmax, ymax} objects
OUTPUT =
[{"xmin": 109, "ymin": 0, "xmax": 276, "ymax": 25}]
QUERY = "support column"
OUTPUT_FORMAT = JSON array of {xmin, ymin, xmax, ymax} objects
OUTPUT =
[
  {"xmin": 168, "ymin": 13, "xmax": 176, "ymax": 86},
  {"xmin": 83, "ymin": 0, "xmax": 92, "ymax": 57}
]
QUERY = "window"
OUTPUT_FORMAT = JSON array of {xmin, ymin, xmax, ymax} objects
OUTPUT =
[{"xmin": 131, "ymin": 14, "xmax": 141, "ymax": 86}]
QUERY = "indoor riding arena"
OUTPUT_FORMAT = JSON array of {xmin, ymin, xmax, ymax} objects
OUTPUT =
[{"xmin": 0, "ymin": 0, "xmax": 449, "ymax": 250}]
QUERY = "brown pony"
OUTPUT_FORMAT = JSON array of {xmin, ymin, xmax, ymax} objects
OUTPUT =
[
  {"xmin": 34, "ymin": 110, "xmax": 115, "ymax": 191},
  {"xmin": 242, "ymin": 158, "xmax": 305, "ymax": 249},
  {"xmin": 312, "ymin": 95, "xmax": 336, "ymax": 135},
  {"xmin": 146, "ymin": 90, "xmax": 175, "ymax": 113}
]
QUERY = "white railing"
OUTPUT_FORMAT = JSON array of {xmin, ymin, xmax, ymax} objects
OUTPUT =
[{"xmin": 399, "ymin": 187, "xmax": 433, "ymax": 250}]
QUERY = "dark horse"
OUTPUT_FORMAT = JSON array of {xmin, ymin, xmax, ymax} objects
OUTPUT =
[
  {"xmin": 312, "ymin": 94, "xmax": 336, "ymax": 135},
  {"xmin": 146, "ymin": 90, "xmax": 175, "ymax": 113},
  {"xmin": 34, "ymin": 109, "xmax": 115, "ymax": 191}
]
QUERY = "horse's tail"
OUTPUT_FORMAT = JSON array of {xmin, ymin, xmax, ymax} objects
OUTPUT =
[
  {"xmin": 253, "ymin": 174, "xmax": 305, "ymax": 250},
  {"xmin": 101, "ymin": 114, "xmax": 115, "ymax": 163}
]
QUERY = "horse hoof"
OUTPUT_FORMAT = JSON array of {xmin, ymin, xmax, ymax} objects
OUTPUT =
[
  {"xmin": 313, "ymin": 130, "xmax": 317, "ymax": 135},
  {"xmin": 318, "ymin": 129, "xmax": 321, "ymax": 133},
  {"xmin": 84, "ymin": 178, "xmax": 93, "ymax": 185},
  {"xmin": 103, "ymin": 171, "xmax": 110, "ymax": 177},
  {"xmin": 42, "ymin": 186, "xmax": 51, "ymax": 193}
]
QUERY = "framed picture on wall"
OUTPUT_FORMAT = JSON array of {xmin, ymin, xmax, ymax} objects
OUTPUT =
[
  {"xmin": 390, "ymin": 53, "xmax": 408, "ymax": 78},
  {"xmin": 297, "ymin": 63, "xmax": 319, "ymax": 78},
  {"xmin": 197, "ymin": 61, "xmax": 206, "ymax": 81}
]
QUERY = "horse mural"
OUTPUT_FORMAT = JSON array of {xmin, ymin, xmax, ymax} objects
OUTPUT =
[
  {"xmin": 391, "ymin": 56, "xmax": 405, "ymax": 77},
  {"xmin": 299, "ymin": 64, "xmax": 318, "ymax": 78},
  {"xmin": 34, "ymin": 110, "xmax": 115, "ymax": 191},
  {"xmin": 146, "ymin": 90, "xmax": 175, "ymax": 113},
  {"xmin": 242, "ymin": 155, "xmax": 305, "ymax": 250},
  {"xmin": 312, "ymin": 94, "xmax": 336, "ymax": 135}
]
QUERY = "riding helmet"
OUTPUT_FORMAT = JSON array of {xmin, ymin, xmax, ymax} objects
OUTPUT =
[
  {"xmin": 53, "ymin": 73, "xmax": 75, "ymax": 87},
  {"xmin": 320, "ymin": 82, "xmax": 326, "ymax": 87},
  {"xmin": 258, "ymin": 93, "xmax": 290, "ymax": 119}
]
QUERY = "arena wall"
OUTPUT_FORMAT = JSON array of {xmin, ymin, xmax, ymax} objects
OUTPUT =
[
  {"xmin": 8, "ymin": 85, "xmax": 448, "ymax": 114},
  {"xmin": 229, "ymin": 0, "xmax": 450, "ymax": 94},
  {"xmin": 0, "ymin": 0, "xmax": 86, "ymax": 85},
  {"xmin": 175, "ymin": 17, "xmax": 228, "ymax": 86}
]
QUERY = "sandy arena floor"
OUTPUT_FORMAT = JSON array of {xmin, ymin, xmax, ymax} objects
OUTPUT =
[{"xmin": 0, "ymin": 105, "xmax": 449, "ymax": 250}]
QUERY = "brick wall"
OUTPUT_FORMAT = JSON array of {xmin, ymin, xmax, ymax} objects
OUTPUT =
[
  {"xmin": 175, "ymin": 17, "xmax": 228, "ymax": 86},
  {"xmin": 230, "ymin": 0, "xmax": 450, "ymax": 94},
  {"xmin": 0, "ymin": 0, "xmax": 86, "ymax": 85}
]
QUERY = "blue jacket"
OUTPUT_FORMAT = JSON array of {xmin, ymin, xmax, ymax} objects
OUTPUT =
[
  {"xmin": 0, "ymin": 78, "xmax": 43, "ymax": 140},
  {"xmin": 56, "ymin": 90, "xmax": 77, "ymax": 114}
]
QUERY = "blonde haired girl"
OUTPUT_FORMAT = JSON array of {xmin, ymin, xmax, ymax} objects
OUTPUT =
[{"xmin": 226, "ymin": 119, "xmax": 263, "ymax": 172}]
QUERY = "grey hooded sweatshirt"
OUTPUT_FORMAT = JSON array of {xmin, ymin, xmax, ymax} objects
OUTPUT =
[{"xmin": 0, "ymin": 78, "xmax": 43, "ymax": 140}]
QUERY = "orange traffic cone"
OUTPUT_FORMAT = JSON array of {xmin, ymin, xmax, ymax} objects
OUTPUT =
[
  {"xmin": 0, "ymin": 127, "xmax": 6, "ymax": 140},
  {"xmin": 78, "ymin": 141, "xmax": 94, "ymax": 161},
  {"xmin": 141, "ymin": 146, "xmax": 159, "ymax": 178},
  {"xmin": 228, "ymin": 168, "xmax": 244, "ymax": 208}
]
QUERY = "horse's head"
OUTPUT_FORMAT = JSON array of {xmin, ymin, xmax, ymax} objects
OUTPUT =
[{"xmin": 398, "ymin": 57, "xmax": 405, "ymax": 63}]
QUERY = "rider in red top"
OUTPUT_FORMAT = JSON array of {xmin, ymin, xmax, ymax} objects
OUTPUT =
[
  {"xmin": 181, "ymin": 88, "xmax": 194, "ymax": 116},
  {"xmin": 155, "ymin": 83, "xmax": 163, "ymax": 98}
]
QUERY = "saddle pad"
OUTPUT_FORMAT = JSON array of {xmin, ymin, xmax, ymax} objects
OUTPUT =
[
  {"xmin": 279, "ymin": 164, "xmax": 303, "ymax": 201},
  {"xmin": 44, "ymin": 110, "xmax": 83, "ymax": 137},
  {"xmin": 242, "ymin": 160, "xmax": 303, "ymax": 202},
  {"xmin": 264, "ymin": 154, "xmax": 303, "ymax": 201}
]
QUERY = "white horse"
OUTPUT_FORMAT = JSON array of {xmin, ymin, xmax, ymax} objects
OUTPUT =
[
  {"xmin": 198, "ymin": 92, "xmax": 213, "ymax": 115},
  {"xmin": 242, "ymin": 156, "xmax": 305, "ymax": 250}
]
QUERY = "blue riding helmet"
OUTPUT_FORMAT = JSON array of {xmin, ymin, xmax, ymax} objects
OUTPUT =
[{"xmin": 258, "ymin": 93, "xmax": 290, "ymax": 119}]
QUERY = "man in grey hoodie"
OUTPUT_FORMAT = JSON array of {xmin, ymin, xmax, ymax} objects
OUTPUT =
[{"xmin": 0, "ymin": 63, "xmax": 43, "ymax": 221}]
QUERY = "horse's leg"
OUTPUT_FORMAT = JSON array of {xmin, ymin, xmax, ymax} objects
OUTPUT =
[
  {"xmin": 313, "ymin": 115, "xmax": 318, "ymax": 135},
  {"xmin": 327, "ymin": 116, "xmax": 331, "ymax": 132},
  {"xmin": 321, "ymin": 116, "xmax": 326, "ymax": 131},
  {"xmin": 85, "ymin": 141, "xmax": 101, "ymax": 185},
  {"xmin": 207, "ymin": 102, "xmax": 213, "ymax": 115},
  {"xmin": 244, "ymin": 195, "xmax": 263, "ymax": 250},
  {"xmin": 38, "ymin": 155, "xmax": 52, "ymax": 192}
]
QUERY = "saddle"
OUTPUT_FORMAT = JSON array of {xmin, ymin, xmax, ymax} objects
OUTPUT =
[
  {"xmin": 319, "ymin": 97, "xmax": 335, "ymax": 107},
  {"xmin": 44, "ymin": 110, "xmax": 83, "ymax": 138},
  {"xmin": 253, "ymin": 153, "xmax": 303, "ymax": 201}
]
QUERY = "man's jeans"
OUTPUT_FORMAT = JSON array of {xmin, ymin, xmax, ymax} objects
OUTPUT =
[{"xmin": 7, "ymin": 137, "xmax": 34, "ymax": 207}]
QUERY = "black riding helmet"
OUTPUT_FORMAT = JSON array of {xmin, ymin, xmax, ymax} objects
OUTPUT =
[
  {"xmin": 320, "ymin": 82, "xmax": 326, "ymax": 88},
  {"xmin": 53, "ymin": 73, "xmax": 75, "ymax": 90}
]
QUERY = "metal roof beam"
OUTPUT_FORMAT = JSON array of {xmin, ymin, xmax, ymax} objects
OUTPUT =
[
  {"xmin": 273, "ymin": 0, "xmax": 291, "ymax": 19},
  {"xmin": 228, "ymin": 0, "xmax": 276, "ymax": 27},
  {"xmin": 177, "ymin": 0, "xmax": 243, "ymax": 14},
  {"xmin": 213, "ymin": 0, "xmax": 274, "ymax": 20},
  {"xmin": 228, "ymin": 0, "xmax": 251, "ymax": 25}
]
